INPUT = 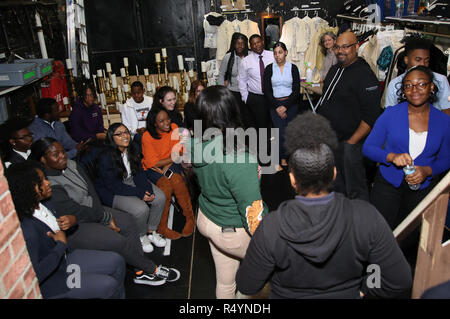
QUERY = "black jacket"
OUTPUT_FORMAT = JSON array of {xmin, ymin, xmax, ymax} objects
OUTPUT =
[
  {"xmin": 236, "ymin": 192, "xmax": 412, "ymax": 299},
  {"xmin": 167, "ymin": 109, "xmax": 183, "ymax": 128},
  {"xmin": 317, "ymin": 58, "xmax": 381, "ymax": 142},
  {"xmin": 263, "ymin": 63, "xmax": 300, "ymax": 109}
]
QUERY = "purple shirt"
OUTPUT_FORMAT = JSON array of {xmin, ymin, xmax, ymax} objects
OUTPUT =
[
  {"xmin": 238, "ymin": 50, "xmax": 275, "ymax": 102},
  {"xmin": 68, "ymin": 99, "xmax": 105, "ymax": 142}
]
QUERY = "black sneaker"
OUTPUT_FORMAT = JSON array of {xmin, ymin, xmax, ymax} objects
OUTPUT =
[
  {"xmin": 155, "ymin": 265, "xmax": 181, "ymax": 282},
  {"xmin": 133, "ymin": 270, "xmax": 166, "ymax": 286}
]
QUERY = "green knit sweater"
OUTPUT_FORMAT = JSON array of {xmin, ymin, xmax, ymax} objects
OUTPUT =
[{"xmin": 189, "ymin": 136, "xmax": 268, "ymax": 234}]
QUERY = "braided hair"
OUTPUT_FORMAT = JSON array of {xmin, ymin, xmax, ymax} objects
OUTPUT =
[{"xmin": 224, "ymin": 33, "xmax": 249, "ymax": 87}]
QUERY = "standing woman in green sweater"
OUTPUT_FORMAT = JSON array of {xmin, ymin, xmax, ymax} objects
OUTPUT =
[{"xmin": 189, "ymin": 86, "xmax": 269, "ymax": 299}]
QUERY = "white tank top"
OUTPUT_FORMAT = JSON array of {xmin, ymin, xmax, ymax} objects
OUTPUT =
[{"xmin": 409, "ymin": 129, "xmax": 428, "ymax": 160}]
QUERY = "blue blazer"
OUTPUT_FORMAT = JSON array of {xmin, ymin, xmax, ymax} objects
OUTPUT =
[
  {"xmin": 94, "ymin": 149, "xmax": 154, "ymax": 207},
  {"xmin": 363, "ymin": 102, "xmax": 450, "ymax": 189},
  {"xmin": 20, "ymin": 215, "xmax": 69, "ymax": 298}
]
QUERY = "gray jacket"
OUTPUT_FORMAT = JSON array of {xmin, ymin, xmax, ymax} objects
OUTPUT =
[{"xmin": 45, "ymin": 159, "xmax": 112, "ymax": 225}]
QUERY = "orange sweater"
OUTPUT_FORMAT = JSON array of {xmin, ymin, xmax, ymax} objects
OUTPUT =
[{"xmin": 141, "ymin": 123, "xmax": 180, "ymax": 169}]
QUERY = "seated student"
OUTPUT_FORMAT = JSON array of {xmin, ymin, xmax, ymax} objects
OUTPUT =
[
  {"xmin": 28, "ymin": 98, "xmax": 80, "ymax": 159},
  {"xmin": 141, "ymin": 107, "xmax": 194, "ymax": 240},
  {"xmin": 119, "ymin": 81, "xmax": 153, "ymax": 138},
  {"xmin": 30, "ymin": 137, "xmax": 180, "ymax": 286},
  {"xmin": 5, "ymin": 161, "xmax": 126, "ymax": 299},
  {"xmin": 384, "ymin": 36, "xmax": 450, "ymax": 115},
  {"xmin": 236, "ymin": 112, "xmax": 412, "ymax": 299},
  {"xmin": 183, "ymin": 80, "xmax": 204, "ymax": 132},
  {"xmin": 152, "ymin": 86, "xmax": 183, "ymax": 127},
  {"xmin": 95, "ymin": 123, "xmax": 166, "ymax": 253},
  {"xmin": 69, "ymin": 83, "xmax": 107, "ymax": 143},
  {"xmin": 0, "ymin": 117, "xmax": 33, "ymax": 168}
]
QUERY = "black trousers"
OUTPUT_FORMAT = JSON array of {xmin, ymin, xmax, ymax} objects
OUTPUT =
[
  {"xmin": 246, "ymin": 92, "xmax": 273, "ymax": 165},
  {"xmin": 230, "ymin": 90, "xmax": 251, "ymax": 129},
  {"xmin": 370, "ymin": 170, "xmax": 435, "ymax": 230},
  {"xmin": 246, "ymin": 92, "xmax": 272, "ymax": 130},
  {"xmin": 334, "ymin": 141, "xmax": 370, "ymax": 201},
  {"xmin": 66, "ymin": 207, "xmax": 157, "ymax": 274}
]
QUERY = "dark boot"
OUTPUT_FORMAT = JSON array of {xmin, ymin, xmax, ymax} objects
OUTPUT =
[
  {"xmin": 156, "ymin": 177, "xmax": 181, "ymax": 240},
  {"xmin": 170, "ymin": 173, "xmax": 195, "ymax": 237}
]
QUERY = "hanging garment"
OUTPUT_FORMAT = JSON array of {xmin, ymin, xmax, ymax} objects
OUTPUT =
[
  {"xmin": 304, "ymin": 19, "xmax": 332, "ymax": 78},
  {"xmin": 280, "ymin": 17, "xmax": 309, "ymax": 75},
  {"xmin": 216, "ymin": 18, "xmax": 260, "ymax": 66},
  {"xmin": 205, "ymin": 59, "xmax": 220, "ymax": 87},
  {"xmin": 204, "ymin": 12, "xmax": 225, "ymax": 49}
]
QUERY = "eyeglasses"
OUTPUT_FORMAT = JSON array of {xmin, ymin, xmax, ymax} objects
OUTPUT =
[
  {"xmin": 332, "ymin": 43, "xmax": 357, "ymax": 51},
  {"xmin": 14, "ymin": 134, "xmax": 33, "ymax": 140},
  {"xmin": 113, "ymin": 130, "xmax": 130, "ymax": 137},
  {"xmin": 403, "ymin": 82, "xmax": 431, "ymax": 92}
]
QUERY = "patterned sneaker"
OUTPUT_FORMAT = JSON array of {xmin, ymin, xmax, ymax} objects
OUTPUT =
[
  {"xmin": 140, "ymin": 235, "xmax": 154, "ymax": 253},
  {"xmin": 148, "ymin": 231, "xmax": 166, "ymax": 248},
  {"xmin": 133, "ymin": 270, "xmax": 166, "ymax": 286},
  {"xmin": 155, "ymin": 265, "xmax": 181, "ymax": 282}
]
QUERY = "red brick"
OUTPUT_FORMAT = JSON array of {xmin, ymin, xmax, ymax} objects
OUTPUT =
[
  {"xmin": 0, "ymin": 193, "xmax": 15, "ymax": 218},
  {"xmin": 34, "ymin": 281, "xmax": 41, "ymax": 297},
  {"xmin": 23, "ymin": 265, "xmax": 36, "ymax": 288},
  {"xmin": 0, "ymin": 211, "xmax": 20, "ymax": 248},
  {"xmin": 0, "ymin": 177, "xmax": 8, "ymax": 196},
  {"xmin": 9, "ymin": 281, "xmax": 25, "ymax": 299},
  {"xmin": 3, "ymin": 251, "xmax": 31, "ymax": 292},
  {"xmin": 26, "ymin": 285, "xmax": 38, "ymax": 299},
  {"xmin": 10, "ymin": 231, "xmax": 26, "ymax": 256},
  {"xmin": 0, "ymin": 247, "xmax": 11, "ymax": 274}
]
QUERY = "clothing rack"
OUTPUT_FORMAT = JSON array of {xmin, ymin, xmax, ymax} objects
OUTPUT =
[
  {"xmin": 221, "ymin": 9, "xmax": 255, "ymax": 21},
  {"xmin": 290, "ymin": 6, "xmax": 322, "ymax": 17}
]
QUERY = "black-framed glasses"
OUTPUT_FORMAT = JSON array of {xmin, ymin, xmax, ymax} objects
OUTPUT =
[
  {"xmin": 403, "ymin": 82, "xmax": 431, "ymax": 92},
  {"xmin": 14, "ymin": 133, "xmax": 33, "ymax": 140},
  {"xmin": 332, "ymin": 43, "xmax": 357, "ymax": 51},
  {"xmin": 113, "ymin": 130, "xmax": 130, "ymax": 137}
]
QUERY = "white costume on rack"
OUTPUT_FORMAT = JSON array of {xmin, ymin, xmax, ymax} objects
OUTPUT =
[
  {"xmin": 203, "ymin": 12, "xmax": 224, "ymax": 48},
  {"xmin": 216, "ymin": 18, "xmax": 260, "ymax": 65},
  {"xmin": 118, "ymin": 95, "xmax": 153, "ymax": 137},
  {"xmin": 205, "ymin": 59, "xmax": 220, "ymax": 87},
  {"xmin": 279, "ymin": 17, "xmax": 309, "ymax": 76}
]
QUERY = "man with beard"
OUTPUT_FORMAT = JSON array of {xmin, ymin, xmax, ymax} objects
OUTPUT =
[{"xmin": 317, "ymin": 31, "xmax": 381, "ymax": 201}]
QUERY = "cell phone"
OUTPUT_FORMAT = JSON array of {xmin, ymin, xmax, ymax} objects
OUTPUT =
[{"xmin": 164, "ymin": 169, "xmax": 173, "ymax": 179}]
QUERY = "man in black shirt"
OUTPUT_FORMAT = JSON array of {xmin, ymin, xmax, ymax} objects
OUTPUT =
[{"xmin": 317, "ymin": 31, "xmax": 381, "ymax": 201}]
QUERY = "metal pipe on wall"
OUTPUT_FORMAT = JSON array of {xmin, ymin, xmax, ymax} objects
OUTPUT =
[{"xmin": 32, "ymin": 0, "xmax": 48, "ymax": 58}]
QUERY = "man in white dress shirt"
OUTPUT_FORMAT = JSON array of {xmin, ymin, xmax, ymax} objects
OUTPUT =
[{"xmin": 238, "ymin": 34, "xmax": 275, "ymax": 131}]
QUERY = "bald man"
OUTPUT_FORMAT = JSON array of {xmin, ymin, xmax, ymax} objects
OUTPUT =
[{"xmin": 317, "ymin": 31, "xmax": 381, "ymax": 201}]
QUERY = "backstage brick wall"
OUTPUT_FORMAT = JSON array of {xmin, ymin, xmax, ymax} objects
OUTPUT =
[{"xmin": 0, "ymin": 163, "xmax": 41, "ymax": 299}]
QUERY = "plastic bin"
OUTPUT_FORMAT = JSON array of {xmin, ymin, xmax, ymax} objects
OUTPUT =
[
  {"xmin": 0, "ymin": 63, "xmax": 38, "ymax": 87},
  {"xmin": 15, "ymin": 58, "xmax": 54, "ymax": 78}
]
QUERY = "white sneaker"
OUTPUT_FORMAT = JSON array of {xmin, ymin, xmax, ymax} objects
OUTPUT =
[
  {"xmin": 148, "ymin": 231, "xmax": 166, "ymax": 248},
  {"xmin": 140, "ymin": 235, "xmax": 154, "ymax": 253}
]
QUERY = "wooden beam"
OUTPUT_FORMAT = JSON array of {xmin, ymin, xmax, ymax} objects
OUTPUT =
[{"xmin": 394, "ymin": 171, "xmax": 450, "ymax": 240}]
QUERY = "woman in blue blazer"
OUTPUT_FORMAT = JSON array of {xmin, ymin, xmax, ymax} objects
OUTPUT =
[
  {"xmin": 363, "ymin": 66, "xmax": 450, "ymax": 229},
  {"xmin": 5, "ymin": 161, "xmax": 126, "ymax": 299},
  {"xmin": 94, "ymin": 123, "xmax": 166, "ymax": 253}
]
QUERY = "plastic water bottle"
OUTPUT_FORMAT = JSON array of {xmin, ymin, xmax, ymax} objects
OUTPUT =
[
  {"xmin": 306, "ymin": 62, "xmax": 313, "ymax": 84},
  {"xmin": 403, "ymin": 164, "xmax": 421, "ymax": 190}
]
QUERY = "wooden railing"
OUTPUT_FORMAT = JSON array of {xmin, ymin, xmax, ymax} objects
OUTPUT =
[{"xmin": 394, "ymin": 171, "xmax": 450, "ymax": 298}]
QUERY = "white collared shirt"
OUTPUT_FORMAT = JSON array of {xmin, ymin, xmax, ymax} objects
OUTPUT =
[
  {"xmin": 122, "ymin": 152, "xmax": 132, "ymax": 179},
  {"xmin": 33, "ymin": 203, "xmax": 60, "ymax": 232}
]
